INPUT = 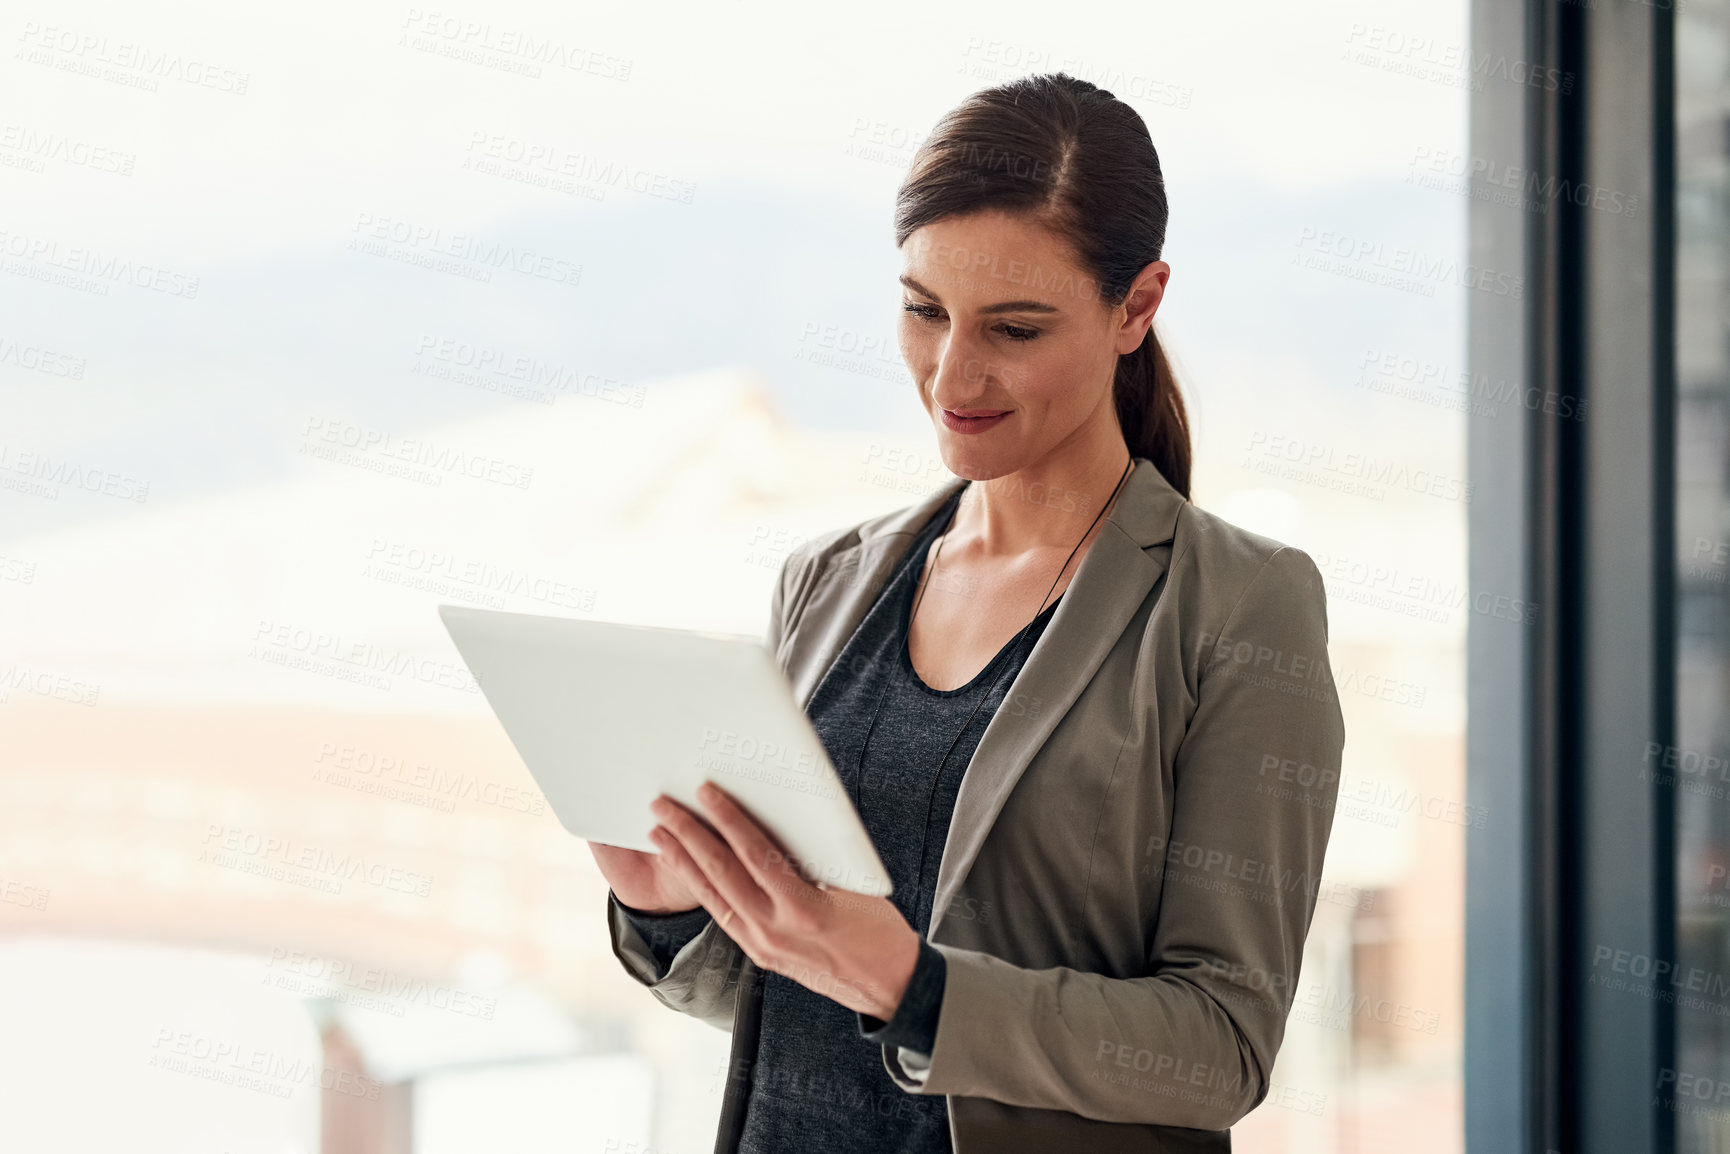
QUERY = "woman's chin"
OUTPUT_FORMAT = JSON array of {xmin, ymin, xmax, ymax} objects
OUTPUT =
[{"xmin": 933, "ymin": 443, "xmax": 1018, "ymax": 483}]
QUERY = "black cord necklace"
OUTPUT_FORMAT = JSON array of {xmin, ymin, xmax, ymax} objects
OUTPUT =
[{"xmin": 850, "ymin": 455, "xmax": 1135, "ymax": 920}]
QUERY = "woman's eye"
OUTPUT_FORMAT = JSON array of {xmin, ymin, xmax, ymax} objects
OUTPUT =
[{"xmin": 901, "ymin": 302, "xmax": 1037, "ymax": 342}]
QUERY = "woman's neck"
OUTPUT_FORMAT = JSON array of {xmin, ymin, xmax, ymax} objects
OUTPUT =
[{"xmin": 951, "ymin": 440, "xmax": 1135, "ymax": 558}]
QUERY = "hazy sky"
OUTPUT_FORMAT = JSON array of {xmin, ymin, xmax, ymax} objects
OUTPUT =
[
  {"xmin": 6, "ymin": 0, "xmax": 1467, "ymax": 255},
  {"xmin": 3, "ymin": 0, "xmax": 1473, "ymax": 647}
]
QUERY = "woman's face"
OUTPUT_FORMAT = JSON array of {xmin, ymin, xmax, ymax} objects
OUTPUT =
[{"xmin": 897, "ymin": 208, "xmax": 1167, "ymax": 481}]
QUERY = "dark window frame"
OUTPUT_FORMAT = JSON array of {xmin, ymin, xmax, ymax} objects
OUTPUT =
[{"xmin": 1465, "ymin": 2, "xmax": 1678, "ymax": 1152}]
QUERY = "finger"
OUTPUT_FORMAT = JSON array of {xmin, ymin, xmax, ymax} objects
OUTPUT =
[
  {"xmin": 692, "ymin": 781, "xmax": 820, "ymax": 895},
  {"xmin": 648, "ymin": 825, "xmax": 740, "ymax": 930},
  {"xmin": 652, "ymin": 798, "xmax": 775, "ymax": 926}
]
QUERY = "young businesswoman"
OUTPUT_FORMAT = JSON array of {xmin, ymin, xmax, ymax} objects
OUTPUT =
[{"xmin": 590, "ymin": 72, "xmax": 1346, "ymax": 1154}]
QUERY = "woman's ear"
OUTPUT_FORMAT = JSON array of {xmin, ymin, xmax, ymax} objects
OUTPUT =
[{"xmin": 1115, "ymin": 261, "xmax": 1170, "ymax": 356}]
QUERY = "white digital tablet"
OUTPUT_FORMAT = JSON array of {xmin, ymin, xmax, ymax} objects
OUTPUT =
[{"xmin": 437, "ymin": 604, "xmax": 893, "ymax": 897}]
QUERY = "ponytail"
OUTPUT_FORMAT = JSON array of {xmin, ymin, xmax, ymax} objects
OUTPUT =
[{"xmin": 1114, "ymin": 324, "xmax": 1191, "ymax": 499}]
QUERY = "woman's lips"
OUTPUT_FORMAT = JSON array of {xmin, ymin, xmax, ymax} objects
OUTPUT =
[{"xmin": 940, "ymin": 408, "xmax": 1011, "ymax": 435}]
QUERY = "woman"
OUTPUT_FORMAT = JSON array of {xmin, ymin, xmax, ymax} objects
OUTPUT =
[{"xmin": 591, "ymin": 72, "xmax": 1345, "ymax": 1154}]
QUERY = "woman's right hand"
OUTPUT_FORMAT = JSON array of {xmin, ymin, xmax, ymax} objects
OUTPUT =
[{"xmin": 588, "ymin": 838, "xmax": 704, "ymax": 915}]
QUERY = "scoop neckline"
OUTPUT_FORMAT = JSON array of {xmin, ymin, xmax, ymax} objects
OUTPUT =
[
  {"xmin": 897, "ymin": 484, "xmax": 1070, "ymax": 697},
  {"xmin": 898, "ymin": 589, "xmax": 1061, "ymax": 697}
]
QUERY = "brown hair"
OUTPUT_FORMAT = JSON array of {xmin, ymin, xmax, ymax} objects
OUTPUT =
[{"xmin": 893, "ymin": 72, "xmax": 1192, "ymax": 499}]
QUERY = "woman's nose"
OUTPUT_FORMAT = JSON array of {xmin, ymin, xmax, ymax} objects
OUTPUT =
[{"xmin": 930, "ymin": 342, "xmax": 994, "ymax": 404}]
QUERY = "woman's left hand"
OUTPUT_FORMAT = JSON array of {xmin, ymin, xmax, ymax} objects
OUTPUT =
[{"xmin": 648, "ymin": 780, "xmax": 921, "ymax": 1022}]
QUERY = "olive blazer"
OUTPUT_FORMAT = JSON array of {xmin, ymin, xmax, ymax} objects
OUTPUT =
[{"xmin": 606, "ymin": 457, "xmax": 1346, "ymax": 1153}]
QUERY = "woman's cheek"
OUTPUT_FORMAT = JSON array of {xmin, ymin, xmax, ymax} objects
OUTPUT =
[{"xmin": 897, "ymin": 326, "xmax": 931, "ymax": 380}]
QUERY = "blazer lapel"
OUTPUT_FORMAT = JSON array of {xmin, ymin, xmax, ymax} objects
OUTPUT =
[{"xmin": 927, "ymin": 460, "xmax": 1185, "ymax": 939}]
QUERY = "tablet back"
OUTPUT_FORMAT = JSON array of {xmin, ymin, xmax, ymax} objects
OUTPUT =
[{"xmin": 438, "ymin": 604, "xmax": 892, "ymax": 897}]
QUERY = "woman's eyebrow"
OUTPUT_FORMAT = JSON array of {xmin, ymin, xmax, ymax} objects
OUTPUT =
[{"xmin": 899, "ymin": 274, "xmax": 1060, "ymax": 314}]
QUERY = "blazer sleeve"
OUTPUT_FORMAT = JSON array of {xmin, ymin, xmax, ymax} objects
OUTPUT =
[
  {"xmin": 602, "ymin": 541, "xmax": 814, "ymax": 1031},
  {"xmin": 880, "ymin": 546, "xmax": 1346, "ymax": 1130}
]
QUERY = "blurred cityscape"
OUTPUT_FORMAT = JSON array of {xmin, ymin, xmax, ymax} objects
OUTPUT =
[
  {"xmin": 0, "ymin": 364, "xmax": 1465, "ymax": 1152},
  {"xmin": 0, "ymin": 0, "xmax": 1479, "ymax": 1149}
]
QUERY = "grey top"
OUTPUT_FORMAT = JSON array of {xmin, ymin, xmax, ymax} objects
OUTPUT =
[{"xmin": 619, "ymin": 481, "xmax": 1060, "ymax": 1153}]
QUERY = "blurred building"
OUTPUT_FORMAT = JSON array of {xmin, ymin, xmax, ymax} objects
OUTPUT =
[{"xmin": 0, "ymin": 365, "xmax": 1466, "ymax": 1152}]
